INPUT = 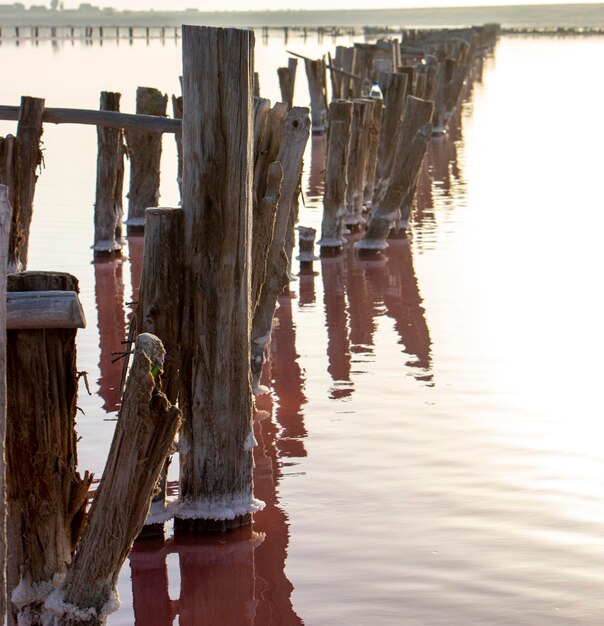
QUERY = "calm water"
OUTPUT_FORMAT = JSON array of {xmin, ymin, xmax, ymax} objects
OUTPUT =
[{"xmin": 2, "ymin": 30, "xmax": 604, "ymax": 626}]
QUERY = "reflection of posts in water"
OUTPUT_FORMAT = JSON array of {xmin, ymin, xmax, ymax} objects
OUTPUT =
[
  {"xmin": 178, "ymin": 528, "xmax": 263, "ymax": 626},
  {"xmin": 129, "ymin": 529, "xmax": 263, "ymax": 626},
  {"xmin": 94, "ymin": 257, "xmax": 126, "ymax": 413},
  {"xmin": 129, "ymin": 537, "xmax": 173, "ymax": 626},
  {"xmin": 269, "ymin": 294, "xmax": 307, "ymax": 459},
  {"xmin": 321, "ymin": 255, "xmax": 353, "ymax": 399}
]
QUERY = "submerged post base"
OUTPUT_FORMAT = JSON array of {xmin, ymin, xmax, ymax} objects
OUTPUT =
[{"xmin": 174, "ymin": 513, "xmax": 252, "ymax": 533}]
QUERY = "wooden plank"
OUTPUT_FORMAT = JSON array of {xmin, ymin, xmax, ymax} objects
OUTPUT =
[
  {"xmin": 6, "ymin": 290, "xmax": 86, "ymax": 329},
  {"xmin": 0, "ymin": 104, "xmax": 181, "ymax": 134}
]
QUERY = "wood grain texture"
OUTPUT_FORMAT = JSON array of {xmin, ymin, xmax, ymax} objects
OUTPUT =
[
  {"xmin": 171, "ymin": 95, "xmax": 183, "ymax": 203},
  {"xmin": 0, "ymin": 135, "xmax": 20, "ymax": 273},
  {"xmin": 277, "ymin": 57, "xmax": 297, "ymax": 110},
  {"xmin": 56, "ymin": 334, "xmax": 181, "ymax": 624},
  {"xmin": 178, "ymin": 25, "xmax": 256, "ymax": 530},
  {"xmin": 0, "ymin": 185, "xmax": 11, "ymax": 626},
  {"xmin": 93, "ymin": 92, "xmax": 123, "ymax": 254},
  {"xmin": 6, "ymin": 272, "xmax": 92, "ymax": 625},
  {"xmin": 6, "ymin": 290, "xmax": 86, "ymax": 329},
  {"xmin": 125, "ymin": 87, "xmax": 168, "ymax": 228},
  {"xmin": 304, "ymin": 58, "xmax": 328, "ymax": 133},
  {"xmin": 319, "ymin": 100, "xmax": 352, "ymax": 250},
  {"xmin": 363, "ymin": 96, "xmax": 384, "ymax": 207}
]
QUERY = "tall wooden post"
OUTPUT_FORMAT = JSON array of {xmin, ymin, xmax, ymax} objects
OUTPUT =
[
  {"xmin": 125, "ymin": 87, "xmax": 168, "ymax": 230},
  {"xmin": 93, "ymin": 91, "xmax": 123, "ymax": 255},
  {"xmin": 318, "ymin": 100, "xmax": 352, "ymax": 254},
  {"xmin": 363, "ymin": 96, "xmax": 384, "ymax": 208},
  {"xmin": 0, "ymin": 135, "xmax": 19, "ymax": 273},
  {"xmin": 136, "ymin": 207, "xmax": 184, "ymax": 533},
  {"xmin": 376, "ymin": 72, "xmax": 408, "ymax": 182},
  {"xmin": 0, "ymin": 186, "xmax": 11, "ymax": 626},
  {"xmin": 177, "ymin": 26, "xmax": 259, "ymax": 532},
  {"xmin": 277, "ymin": 57, "xmax": 297, "ymax": 110},
  {"xmin": 304, "ymin": 57, "xmax": 328, "ymax": 134},
  {"xmin": 10, "ymin": 97, "xmax": 44, "ymax": 271},
  {"xmin": 172, "ymin": 95, "xmax": 183, "ymax": 203},
  {"xmin": 6, "ymin": 272, "xmax": 91, "ymax": 625}
]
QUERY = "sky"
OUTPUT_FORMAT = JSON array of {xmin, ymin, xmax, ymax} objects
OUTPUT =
[{"xmin": 9, "ymin": 0, "xmax": 603, "ymax": 10}]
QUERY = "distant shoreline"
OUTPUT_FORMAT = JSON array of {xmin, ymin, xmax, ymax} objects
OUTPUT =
[{"xmin": 1, "ymin": 4, "xmax": 604, "ymax": 29}]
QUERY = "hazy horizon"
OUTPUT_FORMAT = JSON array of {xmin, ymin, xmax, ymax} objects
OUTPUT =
[{"xmin": 5, "ymin": 0, "xmax": 604, "ymax": 11}]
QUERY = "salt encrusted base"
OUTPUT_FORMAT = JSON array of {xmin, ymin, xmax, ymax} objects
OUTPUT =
[
  {"xmin": 124, "ymin": 217, "xmax": 146, "ymax": 227},
  {"xmin": 91, "ymin": 239, "xmax": 121, "ymax": 253},
  {"xmin": 354, "ymin": 239, "xmax": 389, "ymax": 251},
  {"xmin": 43, "ymin": 587, "xmax": 120, "ymax": 625}
]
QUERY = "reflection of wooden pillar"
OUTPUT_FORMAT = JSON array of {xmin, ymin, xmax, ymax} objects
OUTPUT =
[
  {"xmin": 321, "ymin": 255, "xmax": 353, "ymax": 399},
  {"xmin": 269, "ymin": 295, "xmax": 307, "ymax": 459},
  {"xmin": 298, "ymin": 267, "xmax": 316, "ymax": 307},
  {"xmin": 94, "ymin": 258, "xmax": 126, "ymax": 414},
  {"xmin": 177, "ymin": 528, "xmax": 262, "ymax": 626},
  {"xmin": 129, "ymin": 536, "xmax": 173, "ymax": 626}
]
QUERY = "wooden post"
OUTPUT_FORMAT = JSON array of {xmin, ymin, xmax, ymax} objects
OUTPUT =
[
  {"xmin": 363, "ymin": 96, "xmax": 384, "ymax": 209},
  {"xmin": 136, "ymin": 207, "xmax": 184, "ymax": 534},
  {"xmin": 0, "ymin": 134, "xmax": 20, "ymax": 273},
  {"xmin": 357, "ymin": 122, "xmax": 432, "ymax": 251},
  {"xmin": 93, "ymin": 92, "xmax": 123, "ymax": 255},
  {"xmin": 253, "ymin": 102, "xmax": 287, "ymax": 203},
  {"xmin": 125, "ymin": 87, "xmax": 168, "ymax": 230},
  {"xmin": 44, "ymin": 334, "xmax": 181, "ymax": 625},
  {"xmin": 6, "ymin": 272, "xmax": 91, "ymax": 625},
  {"xmin": 304, "ymin": 57, "xmax": 328, "ymax": 134},
  {"xmin": 277, "ymin": 57, "xmax": 297, "ymax": 111},
  {"xmin": 296, "ymin": 226, "xmax": 317, "ymax": 270},
  {"xmin": 0, "ymin": 186, "xmax": 11, "ymax": 626},
  {"xmin": 171, "ymin": 95, "xmax": 183, "ymax": 203},
  {"xmin": 345, "ymin": 98, "xmax": 374, "ymax": 230},
  {"xmin": 251, "ymin": 107, "xmax": 310, "ymax": 396},
  {"xmin": 376, "ymin": 72, "xmax": 408, "ymax": 182},
  {"xmin": 318, "ymin": 100, "xmax": 352, "ymax": 254},
  {"xmin": 15, "ymin": 96, "xmax": 44, "ymax": 271},
  {"xmin": 177, "ymin": 25, "xmax": 259, "ymax": 532}
]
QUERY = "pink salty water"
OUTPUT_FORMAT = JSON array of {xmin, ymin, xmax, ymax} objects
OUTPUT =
[{"xmin": 2, "ymin": 30, "xmax": 604, "ymax": 626}]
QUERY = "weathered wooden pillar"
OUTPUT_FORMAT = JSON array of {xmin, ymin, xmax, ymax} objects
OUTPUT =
[
  {"xmin": 125, "ymin": 87, "xmax": 168, "ymax": 230},
  {"xmin": 93, "ymin": 91, "xmax": 124, "ymax": 255},
  {"xmin": 177, "ymin": 25, "xmax": 259, "ymax": 532},
  {"xmin": 363, "ymin": 96, "xmax": 384, "ymax": 208},
  {"xmin": 0, "ymin": 135, "xmax": 20, "ymax": 273},
  {"xmin": 376, "ymin": 72, "xmax": 408, "ymax": 182},
  {"xmin": 345, "ymin": 98, "xmax": 374, "ymax": 230},
  {"xmin": 0, "ymin": 186, "xmax": 11, "ymax": 625},
  {"xmin": 6, "ymin": 271, "xmax": 91, "ymax": 625},
  {"xmin": 318, "ymin": 100, "xmax": 352, "ymax": 254},
  {"xmin": 296, "ymin": 226, "xmax": 317, "ymax": 271},
  {"xmin": 251, "ymin": 107, "xmax": 310, "ymax": 396},
  {"xmin": 171, "ymin": 95, "xmax": 183, "ymax": 203},
  {"xmin": 277, "ymin": 57, "xmax": 297, "ymax": 110},
  {"xmin": 44, "ymin": 334, "xmax": 181, "ymax": 626},
  {"xmin": 14, "ymin": 97, "xmax": 44, "ymax": 271},
  {"xmin": 357, "ymin": 122, "xmax": 432, "ymax": 251},
  {"xmin": 304, "ymin": 57, "xmax": 328, "ymax": 134},
  {"xmin": 136, "ymin": 207, "xmax": 184, "ymax": 534}
]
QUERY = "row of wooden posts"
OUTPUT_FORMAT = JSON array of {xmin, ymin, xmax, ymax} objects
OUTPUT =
[{"xmin": 0, "ymin": 22, "xmax": 499, "ymax": 625}]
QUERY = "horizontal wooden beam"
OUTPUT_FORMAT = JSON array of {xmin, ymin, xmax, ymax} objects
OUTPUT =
[
  {"xmin": 286, "ymin": 49, "xmax": 363, "ymax": 81},
  {"xmin": 7, "ymin": 290, "xmax": 86, "ymax": 329},
  {"xmin": 0, "ymin": 105, "xmax": 181, "ymax": 134}
]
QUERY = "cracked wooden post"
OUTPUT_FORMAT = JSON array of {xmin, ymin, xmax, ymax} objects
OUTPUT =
[
  {"xmin": 277, "ymin": 57, "xmax": 297, "ymax": 110},
  {"xmin": 363, "ymin": 95, "xmax": 384, "ymax": 209},
  {"xmin": 357, "ymin": 122, "xmax": 432, "ymax": 252},
  {"xmin": 304, "ymin": 57, "xmax": 328, "ymax": 134},
  {"xmin": 177, "ymin": 25, "xmax": 260, "ymax": 532},
  {"xmin": 5, "ymin": 271, "xmax": 91, "ymax": 626},
  {"xmin": 44, "ymin": 334, "xmax": 181, "ymax": 626},
  {"xmin": 125, "ymin": 87, "xmax": 168, "ymax": 231},
  {"xmin": 345, "ymin": 98, "xmax": 374, "ymax": 230},
  {"xmin": 0, "ymin": 185, "xmax": 11, "ymax": 626},
  {"xmin": 136, "ymin": 207, "xmax": 184, "ymax": 535},
  {"xmin": 251, "ymin": 107, "xmax": 310, "ymax": 396},
  {"xmin": 171, "ymin": 95, "xmax": 183, "ymax": 203},
  {"xmin": 376, "ymin": 72, "xmax": 408, "ymax": 182},
  {"xmin": 93, "ymin": 91, "xmax": 124, "ymax": 256},
  {"xmin": 0, "ymin": 135, "xmax": 19, "ymax": 273},
  {"xmin": 318, "ymin": 100, "xmax": 352, "ymax": 255}
]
